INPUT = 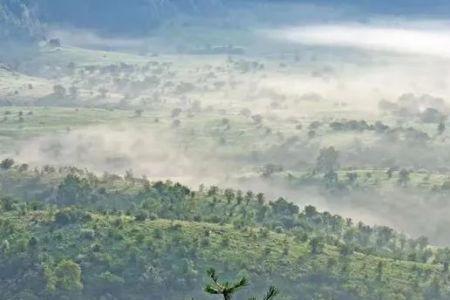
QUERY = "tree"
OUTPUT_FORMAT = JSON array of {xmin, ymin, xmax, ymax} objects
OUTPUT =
[
  {"xmin": 135, "ymin": 109, "xmax": 143, "ymax": 117},
  {"xmin": 204, "ymin": 268, "xmax": 278, "ymax": 300},
  {"xmin": 346, "ymin": 172, "xmax": 358, "ymax": 183},
  {"xmin": 48, "ymin": 38, "xmax": 61, "ymax": 48},
  {"xmin": 260, "ymin": 164, "xmax": 283, "ymax": 178},
  {"xmin": 310, "ymin": 237, "xmax": 324, "ymax": 254},
  {"xmin": 53, "ymin": 85, "xmax": 66, "ymax": 98},
  {"xmin": 324, "ymin": 170, "xmax": 338, "ymax": 188},
  {"xmin": 438, "ymin": 121, "xmax": 446, "ymax": 135},
  {"xmin": 315, "ymin": 147, "xmax": 339, "ymax": 173},
  {"xmin": 204, "ymin": 268, "xmax": 248, "ymax": 300},
  {"xmin": 251, "ymin": 114, "xmax": 263, "ymax": 124},
  {"xmin": 420, "ymin": 107, "xmax": 444, "ymax": 123},
  {"xmin": 0, "ymin": 158, "xmax": 14, "ymax": 169},
  {"xmin": 51, "ymin": 259, "xmax": 83, "ymax": 292},
  {"xmin": 386, "ymin": 167, "xmax": 395, "ymax": 179},
  {"xmin": 172, "ymin": 108, "xmax": 182, "ymax": 118},
  {"xmin": 248, "ymin": 287, "xmax": 279, "ymax": 300},
  {"xmin": 68, "ymin": 86, "xmax": 78, "ymax": 99},
  {"xmin": 376, "ymin": 261, "xmax": 383, "ymax": 281},
  {"xmin": 256, "ymin": 193, "xmax": 265, "ymax": 204},
  {"xmin": 398, "ymin": 169, "xmax": 410, "ymax": 187},
  {"xmin": 56, "ymin": 174, "xmax": 93, "ymax": 205},
  {"xmin": 224, "ymin": 189, "xmax": 235, "ymax": 204}
]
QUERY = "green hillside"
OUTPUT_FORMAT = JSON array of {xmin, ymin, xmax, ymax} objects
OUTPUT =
[{"xmin": 0, "ymin": 164, "xmax": 449, "ymax": 300}]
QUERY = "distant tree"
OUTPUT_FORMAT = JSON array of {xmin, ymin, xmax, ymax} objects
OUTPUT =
[
  {"xmin": 304, "ymin": 205, "xmax": 317, "ymax": 218},
  {"xmin": 417, "ymin": 236, "xmax": 429, "ymax": 250},
  {"xmin": 420, "ymin": 108, "xmax": 444, "ymax": 123},
  {"xmin": 438, "ymin": 121, "xmax": 446, "ymax": 135},
  {"xmin": 315, "ymin": 147, "xmax": 339, "ymax": 173},
  {"xmin": 270, "ymin": 197, "xmax": 299, "ymax": 216},
  {"xmin": 28, "ymin": 236, "xmax": 38, "ymax": 249},
  {"xmin": 398, "ymin": 169, "xmax": 410, "ymax": 187},
  {"xmin": 53, "ymin": 85, "xmax": 66, "ymax": 98},
  {"xmin": 256, "ymin": 193, "xmax": 265, "ymax": 204},
  {"xmin": 48, "ymin": 38, "xmax": 61, "ymax": 48},
  {"xmin": 208, "ymin": 186, "xmax": 219, "ymax": 196},
  {"xmin": 135, "ymin": 109, "xmax": 144, "ymax": 117},
  {"xmin": 251, "ymin": 114, "xmax": 263, "ymax": 124},
  {"xmin": 339, "ymin": 243, "xmax": 354, "ymax": 256},
  {"xmin": 172, "ymin": 119, "xmax": 181, "ymax": 127},
  {"xmin": 310, "ymin": 237, "xmax": 324, "ymax": 254},
  {"xmin": 346, "ymin": 172, "xmax": 358, "ymax": 184},
  {"xmin": 309, "ymin": 121, "xmax": 321, "ymax": 130},
  {"xmin": 50, "ymin": 259, "xmax": 83, "ymax": 292},
  {"xmin": 386, "ymin": 167, "xmax": 395, "ymax": 179},
  {"xmin": 324, "ymin": 170, "xmax": 338, "ymax": 187},
  {"xmin": 56, "ymin": 174, "xmax": 93, "ymax": 205},
  {"xmin": 0, "ymin": 158, "xmax": 14, "ymax": 169},
  {"xmin": 260, "ymin": 164, "xmax": 283, "ymax": 178},
  {"xmin": 376, "ymin": 261, "xmax": 384, "ymax": 281},
  {"xmin": 171, "ymin": 108, "xmax": 182, "ymax": 118},
  {"xmin": 68, "ymin": 86, "xmax": 78, "ymax": 98},
  {"xmin": 224, "ymin": 189, "xmax": 235, "ymax": 204}
]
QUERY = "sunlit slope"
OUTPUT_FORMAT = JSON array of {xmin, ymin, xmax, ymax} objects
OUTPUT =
[
  {"xmin": 0, "ymin": 67, "xmax": 52, "ymax": 102},
  {"xmin": 0, "ymin": 196, "xmax": 447, "ymax": 299},
  {"xmin": 0, "ymin": 166, "xmax": 450, "ymax": 299}
]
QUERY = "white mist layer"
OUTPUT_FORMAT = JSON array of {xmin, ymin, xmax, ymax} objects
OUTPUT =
[{"xmin": 274, "ymin": 24, "xmax": 450, "ymax": 58}]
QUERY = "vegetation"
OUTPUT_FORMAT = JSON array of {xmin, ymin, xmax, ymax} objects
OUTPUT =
[
  {"xmin": 2, "ymin": 1, "xmax": 450, "ymax": 299},
  {"xmin": 0, "ymin": 165, "xmax": 450, "ymax": 299}
]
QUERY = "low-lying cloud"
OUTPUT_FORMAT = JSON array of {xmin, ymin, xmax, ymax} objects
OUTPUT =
[
  {"xmin": 14, "ymin": 125, "xmax": 235, "ymax": 186},
  {"xmin": 274, "ymin": 23, "xmax": 450, "ymax": 58}
]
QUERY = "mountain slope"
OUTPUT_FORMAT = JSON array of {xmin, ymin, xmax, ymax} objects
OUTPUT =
[
  {"xmin": 0, "ymin": 0, "xmax": 43, "ymax": 41},
  {"xmin": 0, "ymin": 165, "xmax": 449, "ymax": 299},
  {"xmin": 35, "ymin": 0, "xmax": 227, "ymax": 36}
]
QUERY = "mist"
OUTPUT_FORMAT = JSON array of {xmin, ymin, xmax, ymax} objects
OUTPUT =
[
  {"xmin": 3, "ymin": 4, "xmax": 450, "ymax": 245},
  {"xmin": 4, "ymin": 1, "xmax": 450, "ymax": 299},
  {"xmin": 276, "ymin": 22, "xmax": 450, "ymax": 58}
]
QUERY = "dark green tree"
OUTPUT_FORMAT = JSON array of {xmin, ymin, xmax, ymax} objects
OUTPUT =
[
  {"xmin": 204, "ymin": 268, "xmax": 248, "ymax": 300},
  {"xmin": 204, "ymin": 268, "xmax": 278, "ymax": 300},
  {"xmin": 248, "ymin": 287, "xmax": 279, "ymax": 300}
]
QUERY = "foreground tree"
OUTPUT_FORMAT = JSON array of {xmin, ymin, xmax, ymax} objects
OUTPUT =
[
  {"xmin": 205, "ymin": 268, "xmax": 247, "ymax": 300},
  {"xmin": 204, "ymin": 268, "xmax": 278, "ymax": 300}
]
